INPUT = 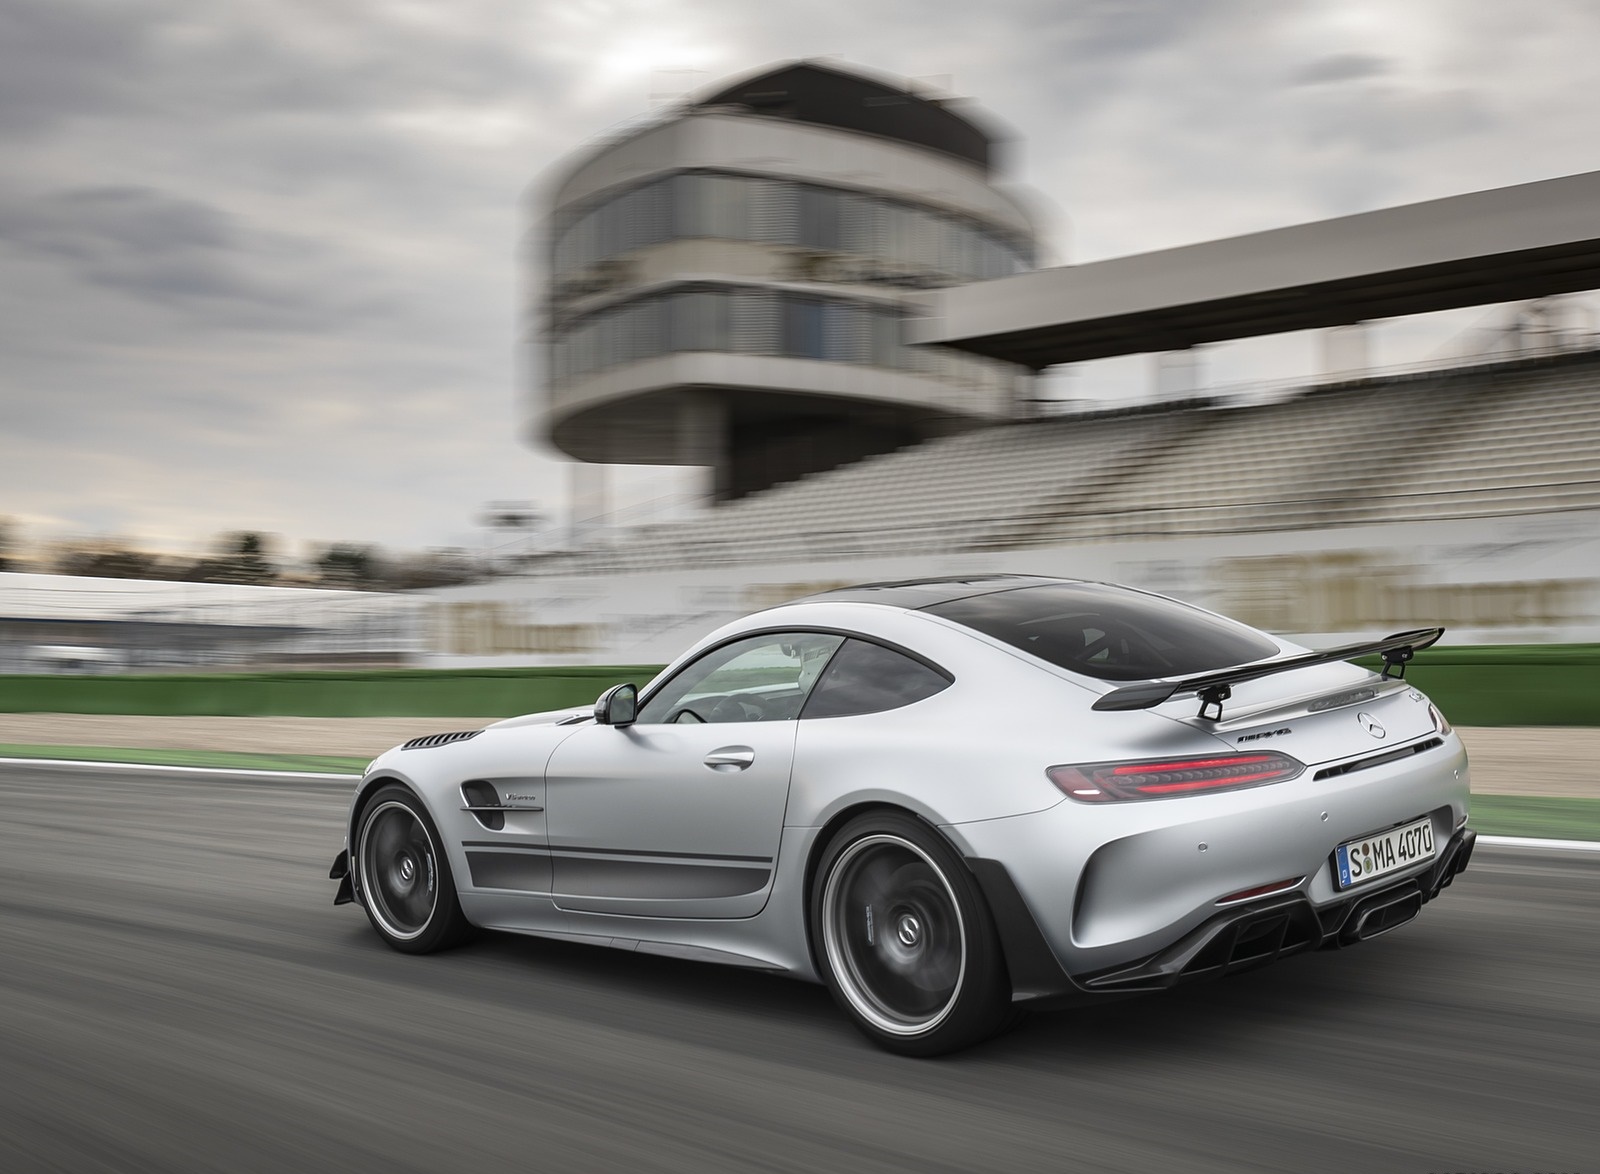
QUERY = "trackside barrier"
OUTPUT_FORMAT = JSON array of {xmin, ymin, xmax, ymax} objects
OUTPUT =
[
  {"xmin": 0, "ymin": 666, "xmax": 666, "ymax": 718},
  {"xmin": 1, "ymin": 644, "xmax": 1599, "ymax": 724}
]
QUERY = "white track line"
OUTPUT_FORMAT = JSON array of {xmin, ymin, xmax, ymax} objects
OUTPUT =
[
  {"xmin": 1476, "ymin": 834, "xmax": 1600, "ymax": 852},
  {"xmin": 0, "ymin": 756, "xmax": 359, "ymax": 781}
]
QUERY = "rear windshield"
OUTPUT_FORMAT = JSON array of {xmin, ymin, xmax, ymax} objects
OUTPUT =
[{"xmin": 925, "ymin": 583, "xmax": 1280, "ymax": 681}]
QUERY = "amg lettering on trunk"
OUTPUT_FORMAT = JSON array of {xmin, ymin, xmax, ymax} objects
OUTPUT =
[{"xmin": 1237, "ymin": 728, "xmax": 1292, "ymax": 743}]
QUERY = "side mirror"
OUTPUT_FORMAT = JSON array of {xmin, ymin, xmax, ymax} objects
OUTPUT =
[{"xmin": 594, "ymin": 682, "xmax": 638, "ymax": 727}]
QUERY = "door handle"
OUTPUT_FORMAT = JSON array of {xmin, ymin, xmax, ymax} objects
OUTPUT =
[{"xmin": 704, "ymin": 746, "xmax": 755, "ymax": 771}]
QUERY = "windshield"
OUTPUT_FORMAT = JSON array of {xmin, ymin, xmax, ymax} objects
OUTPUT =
[{"xmin": 925, "ymin": 582, "xmax": 1280, "ymax": 681}]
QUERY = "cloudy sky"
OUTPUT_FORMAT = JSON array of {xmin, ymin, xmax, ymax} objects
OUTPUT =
[{"xmin": 3, "ymin": 0, "xmax": 1599, "ymax": 561}]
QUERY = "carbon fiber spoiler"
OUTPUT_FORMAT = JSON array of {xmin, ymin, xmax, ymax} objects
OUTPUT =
[{"xmin": 1091, "ymin": 627, "xmax": 1446, "ymax": 720}]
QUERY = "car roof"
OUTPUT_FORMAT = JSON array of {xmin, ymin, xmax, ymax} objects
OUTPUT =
[{"xmin": 799, "ymin": 574, "xmax": 1075, "ymax": 610}]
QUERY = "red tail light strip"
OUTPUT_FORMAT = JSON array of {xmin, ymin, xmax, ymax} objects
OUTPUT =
[
  {"xmin": 1136, "ymin": 770, "xmax": 1290, "ymax": 794},
  {"xmin": 1109, "ymin": 756, "xmax": 1278, "ymax": 775},
  {"xmin": 1048, "ymin": 751, "xmax": 1305, "ymax": 802}
]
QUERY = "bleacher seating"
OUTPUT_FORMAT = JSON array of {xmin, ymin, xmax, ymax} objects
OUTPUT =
[{"xmin": 543, "ymin": 349, "xmax": 1600, "ymax": 573}]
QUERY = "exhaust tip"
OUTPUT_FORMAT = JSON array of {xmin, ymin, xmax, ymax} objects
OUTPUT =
[{"xmin": 1344, "ymin": 887, "xmax": 1422, "ymax": 943}]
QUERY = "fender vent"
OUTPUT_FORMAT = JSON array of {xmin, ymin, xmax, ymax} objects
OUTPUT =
[
  {"xmin": 402, "ymin": 730, "xmax": 481, "ymax": 751},
  {"xmin": 460, "ymin": 780, "xmax": 504, "ymax": 830}
]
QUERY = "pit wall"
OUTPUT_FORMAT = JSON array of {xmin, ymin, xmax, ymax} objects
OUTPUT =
[{"xmin": 0, "ymin": 666, "xmax": 660, "ymax": 719}]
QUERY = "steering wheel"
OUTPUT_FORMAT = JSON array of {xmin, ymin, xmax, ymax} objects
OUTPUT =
[
  {"xmin": 710, "ymin": 695, "xmax": 765, "ymax": 723},
  {"xmin": 1078, "ymin": 634, "xmax": 1117, "ymax": 664}
]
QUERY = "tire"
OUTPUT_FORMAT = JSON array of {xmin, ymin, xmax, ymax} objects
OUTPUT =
[
  {"xmin": 810, "ymin": 811, "xmax": 1011, "ymax": 1056},
  {"xmin": 353, "ymin": 784, "xmax": 474, "ymax": 954}
]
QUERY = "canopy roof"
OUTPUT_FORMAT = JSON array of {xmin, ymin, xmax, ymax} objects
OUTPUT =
[{"xmin": 914, "ymin": 170, "xmax": 1600, "ymax": 368}]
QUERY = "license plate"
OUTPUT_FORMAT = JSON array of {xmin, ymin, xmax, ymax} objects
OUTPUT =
[{"xmin": 1334, "ymin": 816, "xmax": 1435, "ymax": 890}]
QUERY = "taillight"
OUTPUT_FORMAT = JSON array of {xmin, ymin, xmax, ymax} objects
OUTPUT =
[
  {"xmin": 1048, "ymin": 752, "xmax": 1305, "ymax": 802},
  {"xmin": 1428, "ymin": 703, "xmax": 1452, "ymax": 735}
]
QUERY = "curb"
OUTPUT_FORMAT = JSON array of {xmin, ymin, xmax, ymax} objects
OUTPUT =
[
  {"xmin": 1475, "ymin": 834, "xmax": 1600, "ymax": 853},
  {"xmin": 0, "ymin": 756, "xmax": 359, "ymax": 782}
]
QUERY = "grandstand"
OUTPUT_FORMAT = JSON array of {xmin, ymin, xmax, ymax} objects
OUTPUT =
[
  {"xmin": 524, "ymin": 80, "xmax": 1600, "ymax": 581},
  {"xmin": 418, "ymin": 145, "xmax": 1600, "ymax": 666},
  {"xmin": 538, "ymin": 347, "xmax": 1600, "ymax": 574}
]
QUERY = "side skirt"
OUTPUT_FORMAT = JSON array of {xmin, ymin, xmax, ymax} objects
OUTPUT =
[{"xmin": 472, "ymin": 921, "xmax": 792, "ymax": 973}]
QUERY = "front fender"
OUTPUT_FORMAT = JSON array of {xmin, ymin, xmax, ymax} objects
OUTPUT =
[{"xmin": 341, "ymin": 722, "xmax": 583, "ymax": 890}]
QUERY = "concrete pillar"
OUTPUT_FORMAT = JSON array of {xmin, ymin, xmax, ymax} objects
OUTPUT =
[
  {"xmin": 568, "ymin": 462, "xmax": 609, "ymax": 549},
  {"xmin": 676, "ymin": 392, "xmax": 730, "ymax": 501},
  {"xmin": 676, "ymin": 392, "xmax": 726, "ymax": 467},
  {"xmin": 1151, "ymin": 348, "xmax": 1201, "ymax": 401},
  {"xmin": 1320, "ymin": 322, "xmax": 1371, "ymax": 380}
]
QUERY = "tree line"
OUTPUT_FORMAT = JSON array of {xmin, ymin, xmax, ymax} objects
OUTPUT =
[{"xmin": 0, "ymin": 521, "xmax": 484, "ymax": 591}]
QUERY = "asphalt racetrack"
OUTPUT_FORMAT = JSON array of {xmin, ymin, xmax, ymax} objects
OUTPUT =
[{"xmin": 2, "ymin": 764, "xmax": 1595, "ymax": 1173}]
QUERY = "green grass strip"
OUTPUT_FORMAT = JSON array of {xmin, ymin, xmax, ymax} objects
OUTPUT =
[
  {"xmin": 1466, "ymin": 794, "xmax": 1600, "ymax": 841},
  {"xmin": 1349, "ymin": 644, "xmax": 1600, "ymax": 726},
  {"xmin": 2, "ymin": 645, "xmax": 1599, "ymax": 724},
  {"xmin": 0, "ymin": 743, "xmax": 367, "ymax": 775},
  {"xmin": 0, "ymin": 665, "xmax": 664, "ymax": 718}
]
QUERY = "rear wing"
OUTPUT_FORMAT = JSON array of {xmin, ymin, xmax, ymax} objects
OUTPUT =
[{"xmin": 1091, "ymin": 627, "xmax": 1445, "ymax": 720}]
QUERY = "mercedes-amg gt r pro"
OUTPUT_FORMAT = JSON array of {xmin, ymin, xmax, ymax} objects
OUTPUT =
[{"xmin": 330, "ymin": 575, "xmax": 1473, "ymax": 1055}]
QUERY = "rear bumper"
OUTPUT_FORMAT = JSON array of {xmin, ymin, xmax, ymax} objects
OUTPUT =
[
  {"xmin": 971, "ymin": 827, "xmax": 1476, "ymax": 1006},
  {"xmin": 1076, "ymin": 825, "xmax": 1475, "ymax": 993},
  {"xmin": 950, "ymin": 731, "xmax": 1469, "ymax": 985}
]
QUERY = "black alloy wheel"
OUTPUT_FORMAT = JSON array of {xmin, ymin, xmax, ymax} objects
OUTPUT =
[
  {"xmin": 811, "ymin": 811, "xmax": 1011, "ymax": 1056},
  {"xmin": 353, "ymin": 783, "xmax": 474, "ymax": 954}
]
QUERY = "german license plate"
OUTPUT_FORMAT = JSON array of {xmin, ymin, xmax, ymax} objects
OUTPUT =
[{"xmin": 1334, "ymin": 816, "xmax": 1435, "ymax": 890}]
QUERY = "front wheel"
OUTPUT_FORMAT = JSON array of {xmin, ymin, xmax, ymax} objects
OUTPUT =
[
  {"xmin": 353, "ymin": 784, "xmax": 474, "ymax": 954},
  {"xmin": 811, "ymin": 812, "xmax": 1011, "ymax": 1055}
]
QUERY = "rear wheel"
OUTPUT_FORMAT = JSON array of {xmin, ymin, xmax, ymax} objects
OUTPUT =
[
  {"xmin": 811, "ymin": 811, "xmax": 1011, "ymax": 1056},
  {"xmin": 353, "ymin": 784, "xmax": 473, "ymax": 954}
]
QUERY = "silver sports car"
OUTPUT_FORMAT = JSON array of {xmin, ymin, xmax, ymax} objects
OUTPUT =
[{"xmin": 330, "ymin": 575, "xmax": 1473, "ymax": 1055}]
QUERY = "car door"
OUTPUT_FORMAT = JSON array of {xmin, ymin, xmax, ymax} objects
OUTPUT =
[{"xmin": 544, "ymin": 631, "xmax": 843, "ymax": 918}]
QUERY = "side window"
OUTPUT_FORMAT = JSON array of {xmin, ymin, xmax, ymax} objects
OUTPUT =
[
  {"xmin": 801, "ymin": 639, "xmax": 952, "ymax": 719},
  {"xmin": 636, "ymin": 632, "xmax": 844, "ymax": 724}
]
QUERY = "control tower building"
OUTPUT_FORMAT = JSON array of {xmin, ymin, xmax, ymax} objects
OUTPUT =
[{"xmin": 535, "ymin": 60, "xmax": 1042, "ymax": 502}]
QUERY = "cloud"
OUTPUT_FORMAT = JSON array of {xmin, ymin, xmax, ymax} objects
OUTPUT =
[
  {"xmin": 0, "ymin": 0, "xmax": 159, "ymax": 137},
  {"xmin": 0, "ymin": 185, "xmax": 400, "ymax": 331},
  {"xmin": 2, "ymin": 0, "xmax": 1600, "ymax": 558},
  {"xmin": 1292, "ymin": 52, "xmax": 1394, "ymax": 86}
]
